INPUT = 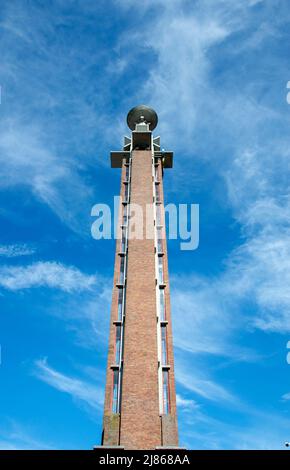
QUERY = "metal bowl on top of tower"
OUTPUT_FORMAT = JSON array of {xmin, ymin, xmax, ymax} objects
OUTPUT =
[{"xmin": 127, "ymin": 105, "xmax": 158, "ymax": 131}]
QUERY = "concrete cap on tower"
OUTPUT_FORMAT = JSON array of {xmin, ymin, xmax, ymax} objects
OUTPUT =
[{"xmin": 127, "ymin": 105, "xmax": 158, "ymax": 131}]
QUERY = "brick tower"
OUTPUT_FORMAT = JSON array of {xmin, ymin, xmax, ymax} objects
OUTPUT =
[{"xmin": 101, "ymin": 105, "xmax": 178, "ymax": 450}]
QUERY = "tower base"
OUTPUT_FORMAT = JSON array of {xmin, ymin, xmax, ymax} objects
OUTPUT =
[{"xmin": 101, "ymin": 413, "xmax": 178, "ymax": 449}]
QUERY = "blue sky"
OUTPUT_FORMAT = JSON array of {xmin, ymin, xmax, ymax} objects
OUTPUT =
[{"xmin": 0, "ymin": 0, "xmax": 290, "ymax": 449}]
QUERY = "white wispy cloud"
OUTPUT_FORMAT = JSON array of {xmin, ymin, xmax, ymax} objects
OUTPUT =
[
  {"xmin": 0, "ymin": 261, "xmax": 96, "ymax": 292},
  {"xmin": 171, "ymin": 151, "xmax": 290, "ymax": 340},
  {"xmin": 175, "ymin": 357, "xmax": 238, "ymax": 404},
  {"xmin": 281, "ymin": 392, "xmax": 290, "ymax": 401},
  {"xmin": 175, "ymin": 371, "xmax": 290, "ymax": 449},
  {"xmin": 0, "ymin": 244, "xmax": 36, "ymax": 257},
  {"xmin": 179, "ymin": 404, "xmax": 290, "ymax": 450},
  {"xmin": 176, "ymin": 394, "xmax": 200, "ymax": 411},
  {"xmin": 0, "ymin": 119, "xmax": 94, "ymax": 233},
  {"xmin": 171, "ymin": 277, "xmax": 233, "ymax": 356},
  {"xmin": 171, "ymin": 275, "xmax": 261, "ymax": 361},
  {"xmin": 0, "ymin": 421, "xmax": 53, "ymax": 450},
  {"xmin": 0, "ymin": 244, "xmax": 36, "ymax": 258},
  {"xmin": 220, "ymin": 142, "xmax": 290, "ymax": 333},
  {"xmin": 171, "ymin": 217, "xmax": 290, "ymax": 357},
  {"xmin": 116, "ymin": 0, "xmax": 271, "ymax": 149},
  {"xmin": 34, "ymin": 358, "xmax": 104, "ymax": 411},
  {"xmin": 0, "ymin": 2, "xmax": 116, "ymax": 232},
  {"xmin": 53, "ymin": 288, "xmax": 111, "ymax": 350}
]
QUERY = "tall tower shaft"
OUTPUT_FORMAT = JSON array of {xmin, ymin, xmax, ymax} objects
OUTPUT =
[{"xmin": 102, "ymin": 106, "xmax": 178, "ymax": 450}]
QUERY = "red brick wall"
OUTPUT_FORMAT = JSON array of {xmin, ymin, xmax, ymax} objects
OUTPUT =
[
  {"xmin": 102, "ymin": 151, "xmax": 178, "ymax": 449},
  {"xmin": 119, "ymin": 150, "xmax": 161, "ymax": 449}
]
